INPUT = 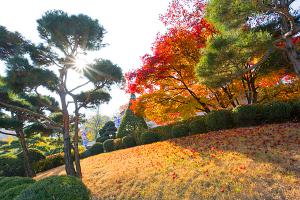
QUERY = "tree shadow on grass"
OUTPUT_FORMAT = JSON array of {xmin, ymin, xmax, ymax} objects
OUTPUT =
[{"xmin": 168, "ymin": 122, "xmax": 300, "ymax": 178}]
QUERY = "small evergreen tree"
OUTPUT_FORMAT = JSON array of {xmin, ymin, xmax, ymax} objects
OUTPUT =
[
  {"xmin": 96, "ymin": 121, "xmax": 117, "ymax": 143},
  {"xmin": 116, "ymin": 94, "xmax": 148, "ymax": 142}
]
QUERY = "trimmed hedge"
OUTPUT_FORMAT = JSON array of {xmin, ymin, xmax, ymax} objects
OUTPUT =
[
  {"xmin": 262, "ymin": 101, "xmax": 293, "ymax": 123},
  {"xmin": 122, "ymin": 135, "xmax": 136, "ymax": 148},
  {"xmin": 172, "ymin": 124, "xmax": 190, "ymax": 138},
  {"xmin": 103, "ymin": 139, "xmax": 114, "ymax": 152},
  {"xmin": 113, "ymin": 138, "xmax": 124, "ymax": 150},
  {"xmin": 17, "ymin": 148, "xmax": 45, "ymax": 164},
  {"xmin": 189, "ymin": 117, "xmax": 207, "ymax": 135},
  {"xmin": 233, "ymin": 104, "xmax": 263, "ymax": 127},
  {"xmin": 15, "ymin": 176, "xmax": 90, "ymax": 200},
  {"xmin": 0, "ymin": 154, "xmax": 24, "ymax": 176},
  {"xmin": 141, "ymin": 131, "xmax": 160, "ymax": 144},
  {"xmin": 89, "ymin": 143, "xmax": 104, "ymax": 156},
  {"xmin": 32, "ymin": 153, "xmax": 64, "ymax": 173},
  {"xmin": 206, "ymin": 110, "xmax": 234, "ymax": 131}
]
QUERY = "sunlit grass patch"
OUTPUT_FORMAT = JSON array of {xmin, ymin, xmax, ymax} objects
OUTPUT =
[{"xmin": 36, "ymin": 123, "xmax": 300, "ymax": 199}]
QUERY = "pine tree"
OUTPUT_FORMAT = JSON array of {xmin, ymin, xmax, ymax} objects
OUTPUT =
[{"xmin": 116, "ymin": 94, "xmax": 148, "ymax": 143}]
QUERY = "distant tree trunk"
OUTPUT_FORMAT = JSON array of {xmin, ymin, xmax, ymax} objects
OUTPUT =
[
  {"xmin": 16, "ymin": 129, "xmax": 35, "ymax": 177},
  {"xmin": 222, "ymin": 86, "xmax": 237, "ymax": 107},
  {"xmin": 285, "ymin": 37, "xmax": 300, "ymax": 76}
]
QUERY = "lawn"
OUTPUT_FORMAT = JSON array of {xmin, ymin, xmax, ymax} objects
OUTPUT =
[{"xmin": 36, "ymin": 123, "xmax": 300, "ymax": 200}]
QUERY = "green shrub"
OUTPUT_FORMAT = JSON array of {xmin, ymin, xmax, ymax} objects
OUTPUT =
[
  {"xmin": 290, "ymin": 101, "xmax": 300, "ymax": 120},
  {"xmin": 150, "ymin": 125, "xmax": 174, "ymax": 141},
  {"xmin": 141, "ymin": 131, "xmax": 160, "ymax": 144},
  {"xmin": 189, "ymin": 117, "xmax": 207, "ymax": 135},
  {"xmin": 233, "ymin": 104, "xmax": 263, "ymax": 127},
  {"xmin": 79, "ymin": 150, "xmax": 90, "ymax": 159},
  {"xmin": 103, "ymin": 139, "xmax": 114, "ymax": 152},
  {"xmin": 15, "ymin": 176, "xmax": 90, "ymax": 200},
  {"xmin": 96, "ymin": 136, "xmax": 110, "ymax": 143},
  {"xmin": 0, "ymin": 183, "xmax": 32, "ymax": 200},
  {"xmin": 88, "ymin": 143, "xmax": 104, "ymax": 156},
  {"xmin": 17, "ymin": 148, "xmax": 45, "ymax": 164},
  {"xmin": 122, "ymin": 135, "xmax": 136, "ymax": 148},
  {"xmin": 205, "ymin": 110, "xmax": 234, "ymax": 131},
  {"xmin": 0, "ymin": 177, "xmax": 35, "ymax": 193},
  {"xmin": 113, "ymin": 138, "xmax": 124, "ymax": 150},
  {"xmin": 32, "ymin": 153, "xmax": 64, "ymax": 173},
  {"xmin": 0, "ymin": 154, "xmax": 24, "ymax": 176},
  {"xmin": 172, "ymin": 124, "xmax": 190, "ymax": 138},
  {"xmin": 262, "ymin": 102, "xmax": 292, "ymax": 123}
]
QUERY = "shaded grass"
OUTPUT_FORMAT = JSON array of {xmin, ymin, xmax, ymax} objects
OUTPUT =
[{"xmin": 36, "ymin": 123, "xmax": 300, "ymax": 200}]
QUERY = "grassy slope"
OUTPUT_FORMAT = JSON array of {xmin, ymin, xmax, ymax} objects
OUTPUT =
[{"xmin": 36, "ymin": 123, "xmax": 300, "ymax": 200}]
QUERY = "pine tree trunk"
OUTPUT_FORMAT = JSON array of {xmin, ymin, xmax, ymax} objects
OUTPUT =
[
  {"xmin": 73, "ymin": 102, "xmax": 82, "ymax": 178},
  {"xmin": 60, "ymin": 91, "xmax": 76, "ymax": 176},
  {"xmin": 16, "ymin": 130, "xmax": 35, "ymax": 177},
  {"xmin": 285, "ymin": 37, "xmax": 300, "ymax": 76}
]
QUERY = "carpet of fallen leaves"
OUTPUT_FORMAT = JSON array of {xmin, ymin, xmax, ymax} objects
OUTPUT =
[{"xmin": 36, "ymin": 123, "xmax": 300, "ymax": 200}]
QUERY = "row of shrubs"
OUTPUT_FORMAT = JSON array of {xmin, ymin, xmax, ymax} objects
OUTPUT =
[
  {"xmin": 0, "ymin": 176, "xmax": 90, "ymax": 200},
  {"xmin": 80, "ymin": 135, "xmax": 137, "ymax": 158},
  {"xmin": 78, "ymin": 101, "xmax": 300, "ymax": 158},
  {"xmin": 0, "ymin": 147, "xmax": 85, "ymax": 176},
  {"xmin": 140, "ymin": 101, "xmax": 300, "ymax": 144}
]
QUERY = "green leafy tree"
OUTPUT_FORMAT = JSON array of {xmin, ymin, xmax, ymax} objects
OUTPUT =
[{"xmin": 205, "ymin": 0, "xmax": 300, "ymax": 76}]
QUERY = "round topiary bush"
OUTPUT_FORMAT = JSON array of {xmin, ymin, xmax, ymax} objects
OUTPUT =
[
  {"xmin": 122, "ymin": 135, "xmax": 136, "ymax": 148},
  {"xmin": 189, "ymin": 117, "xmax": 207, "ymax": 135},
  {"xmin": 0, "ymin": 154, "xmax": 24, "ymax": 176},
  {"xmin": 89, "ymin": 142, "xmax": 104, "ymax": 156},
  {"xmin": 0, "ymin": 183, "xmax": 34, "ymax": 200},
  {"xmin": 113, "ymin": 138, "xmax": 124, "ymax": 150},
  {"xmin": 140, "ymin": 131, "xmax": 160, "ymax": 144},
  {"xmin": 15, "ymin": 176, "xmax": 90, "ymax": 200},
  {"xmin": 205, "ymin": 110, "xmax": 234, "ymax": 131},
  {"xmin": 172, "ymin": 124, "xmax": 190, "ymax": 138},
  {"xmin": 17, "ymin": 148, "xmax": 46, "ymax": 164},
  {"xmin": 0, "ymin": 177, "xmax": 35, "ymax": 193},
  {"xmin": 96, "ymin": 136, "xmax": 109, "ymax": 143},
  {"xmin": 103, "ymin": 139, "xmax": 114, "ymax": 152},
  {"xmin": 290, "ymin": 100, "xmax": 300, "ymax": 120}
]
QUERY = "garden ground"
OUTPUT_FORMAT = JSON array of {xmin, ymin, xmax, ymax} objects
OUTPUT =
[{"xmin": 36, "ymin": 123, "xmax": 300, "ymax": 199}]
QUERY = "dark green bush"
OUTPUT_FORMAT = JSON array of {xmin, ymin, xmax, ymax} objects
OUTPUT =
[
  {"xmin": 141, "ymin": 131, "xmax": 160, "ymax": 144},
  {"xmin": 122, "ymin": 135, "xmax": 136, "ymax": 148},
  {"xmin": 88, "ymin": 143, "xmax": 104, "ymax": 156},
  {"xmin": 189, "ymin": 117, "xmax": 207, "ymax": 135},
  {"xmin": 233, "ymin": 104, "xmax": 263, "ymax": 127},
  {"xmin": 262, "ymin": 102, "xmax": 293, "ymax": 123},
  {"xmin": 205, "ymin": 110, "xmax": 234, "ymax": 131},
  {"xmin": 0, "ymin": 177, "xmax": 35, "ymax": 193},
  {"xmin": 290, "ymin": 101, "xmax": 300, "ymax": 120},
  {"xmin": 0, "ymin": 183, "xmax": 32, "ymax": 200},
  {"xmin": 103, "ymin": 139, "xmax": 114, "ymax": 152},
  {"xmin": 172, "ymin": 124, "xmax": 190, "ymax": 138},
  {"xmin": 17, "ymin": 148, "xmax": 45, "ymax": 164},
  {"xmin": 79, "ymin": 150, "xmax": 90, "ymax": 159},
  {"xmin": 15, "ymin": 176, "xmax": 90, "ymax": 200},
  {"xmin": 96, "ymin": 136, "xmax": 110, "ymax": 143},
  {"xmin": 32, "ymin": 153, "xmax": 64, "ymax": 173},
  {"xmin": 0, "ymin": 154, "xmax": 24, "ymax": 176},
  {"xmin": 150, "ymin": 125, "xmax": 174, "ymax": 141},
  {"xmin": 113, "ymin": 138, "xmax": 124, "ymax": 150}
]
